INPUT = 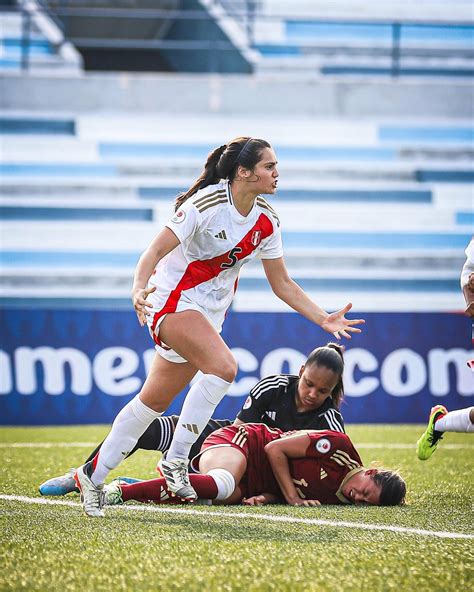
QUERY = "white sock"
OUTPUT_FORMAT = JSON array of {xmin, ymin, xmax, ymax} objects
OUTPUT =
[
  {"xmin": 207, "ymin": 468, "xmax": 236, "ymax": 500},
  {"xmin": 167, "ymin": 374, "xmax": 231, "ymax": 461},
  {"xmin": 434, "ymin": 407, "xmax": 474, "ymax": 433},
  {"xmin": 91, "ymin": 395, "xmax": 162, "ymax": 485}
]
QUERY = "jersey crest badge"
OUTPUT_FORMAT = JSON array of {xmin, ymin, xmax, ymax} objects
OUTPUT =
[
  {"xmin": 171, "ymin": 209, "xmax": 186, "ymax": 223},
  {"xmin": 242, "ymin": 396, "xmax": 252, "ymax": 410},
  {"xmin": 251, "ymin": 230, "xmax": 262, "ymax": 246},
  {"xmin": 315, "ymin": 438, "xmax": 331, "ymax": 454}
]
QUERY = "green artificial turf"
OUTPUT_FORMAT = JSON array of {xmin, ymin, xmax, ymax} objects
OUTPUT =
[{"xmin": 1, "ymin": 424, "xmax": 473, "ymax": 592}]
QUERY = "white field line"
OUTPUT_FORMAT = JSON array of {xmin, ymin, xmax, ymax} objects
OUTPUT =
[
  {"xmin": 0, "ymin": 494, "xmax": 472, "ymax": 540},
  {"xmin": 0, "ymin": 442, "xmax": 472, "ymax": 450}
]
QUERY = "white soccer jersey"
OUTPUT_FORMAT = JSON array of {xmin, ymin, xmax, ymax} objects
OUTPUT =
[
  {"xmin": 147, "ymin": 180, "xmax": 283, "ymax": 345},
  {"xmin": 461, "ymin": 239, "xmax": 474, "ymax": 288}
]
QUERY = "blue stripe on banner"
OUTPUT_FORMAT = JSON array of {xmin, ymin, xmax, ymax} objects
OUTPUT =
[
  {"xmin": 139, "ymin": 187, "xmax": 432, "ymax": 203},
  {"xmin": 0, "ymin": 206, "xmax": 153, "ymax": 221},
  {"xmin": 0, "ymin": 164, "xmax": 117, "ymax": 176},
  {"xmin": 415, "ymin": 170, "xmax": 474, "ymax": 183},
  {"xmin": 0, "ymin": 118, "xmax": 76, "ymax": 135},
  {"xmin": 1, "ymin": 309, "xmax": 470, "ymax": 424},
  {"xmin": 456, "ymin": 212, "xmax": 474, "ymax": 226},
  {"xmin": 101, "ymin": 143, "xmax": 396, "ymax": 161},
  {"xmin": 380, "ymin": 127, "xmax": 474, "ymax": 143}
]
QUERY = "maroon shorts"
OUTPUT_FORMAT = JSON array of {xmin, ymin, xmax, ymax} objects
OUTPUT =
[{"xmin": 191, "ymin": 423, "xmax": 285, "ymax": 499}]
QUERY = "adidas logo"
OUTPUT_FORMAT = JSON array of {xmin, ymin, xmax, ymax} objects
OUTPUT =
[
  {"xmin": 214, "ymin": 230, "xmax": 227, "ymax": 240},
  {"xmin": 182, "ymin": 423, "xmax": 200, "ymax": 434},
  {"xmin": 265, "ymin": 411, "xmax": 276, "ymax": 421}
]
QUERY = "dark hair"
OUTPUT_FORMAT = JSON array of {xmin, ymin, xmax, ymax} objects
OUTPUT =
[
  {"xmin": 372, "ymin": 470, "xmax": 407, "ymax": 506},
  {"xmin": 304, "ymin": 342, "xmax": 345, "ymax": 409},
  {"xmin": 175, "ymin": 136, "xmax": 271, "ymax": 211}
]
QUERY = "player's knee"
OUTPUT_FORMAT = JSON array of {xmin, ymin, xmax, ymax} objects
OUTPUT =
[
  {"xmin": 204, "ymin": 358, "xmax": 237, "ymax": 383},
  {"xmin": 214, "ymin": 357, "xmax": 237, "ymax": 383},
  {"xmin": 207, "ymin": 468, "xmax": 236, "ymax": 500}
]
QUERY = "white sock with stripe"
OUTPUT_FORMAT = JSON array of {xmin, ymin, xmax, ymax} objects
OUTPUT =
[
  {"xmin": 166, "ymin": 374, "xmax": 232, "ymax": 461},
  {"xmin": 90, "ymin": 395, "xmax": 162, "ymax": 485},
  {"xmin": 434, "ymin": 407, "xmax": 474, "ymax": 433}
]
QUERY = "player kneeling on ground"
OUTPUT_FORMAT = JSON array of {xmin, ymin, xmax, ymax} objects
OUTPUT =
[{"xmin": 104, "ymin": 424, "xmax": 406, "ymax": 509}]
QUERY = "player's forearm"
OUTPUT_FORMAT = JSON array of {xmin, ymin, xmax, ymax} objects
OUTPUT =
[
  {"xmin": 265, "ymin": 446, "xmax": 301, "ymax": 505},
  {"xmin": 272, "ymin": 278, "xmax": 328, "ymax": 326},
  {"xmin": 132, "ymin": 250, "xmax": 158, "ymax": 292}
]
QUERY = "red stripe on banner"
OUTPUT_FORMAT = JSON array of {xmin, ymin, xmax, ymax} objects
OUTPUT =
[{"xmin": 150, "ymin": 213, "xmax": 274, "ymax": 343}]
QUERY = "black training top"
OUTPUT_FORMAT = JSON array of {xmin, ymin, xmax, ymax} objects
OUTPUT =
[{"xmin": 236, "ymin": 374, "xmax": 345, "ymax": 433}]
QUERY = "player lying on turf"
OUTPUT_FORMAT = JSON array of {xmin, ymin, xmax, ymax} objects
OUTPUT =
[
  {"xmin": 416, "ymin": 405, "xmax": 474, "ymax": 460},
  {"xmin": 40, "ymin": 343, "xmax": 346, "ymax": 496},
  {"xmin": 104, "ymin": 423, "xmax": 406, "ymax": 509}
]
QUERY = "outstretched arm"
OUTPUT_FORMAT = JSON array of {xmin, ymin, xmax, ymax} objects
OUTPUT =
[
  {"xmin": 264, "ymin": 433, "xmax": 321, "ymax": 507},
  {"xmin": 262, "ymin": 257, "xmax": 364, "ymax": 339}
]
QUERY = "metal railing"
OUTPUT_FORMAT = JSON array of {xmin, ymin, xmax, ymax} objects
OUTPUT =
[{"xmin": 4, "ymin": 2, "xmax": 473, "ymax": 75}]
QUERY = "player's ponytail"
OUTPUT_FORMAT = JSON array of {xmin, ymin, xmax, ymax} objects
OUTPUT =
[
  {"xmin": 305, "ymin": 342, "xmax": 345, "ymax": 409},
  {"xmin": 174, "ymin": 137, "xmax": 271, "ymax": 211},
  {"xmin": 175, "ymin": 144, "xmax": 226, "ymax": 211}
]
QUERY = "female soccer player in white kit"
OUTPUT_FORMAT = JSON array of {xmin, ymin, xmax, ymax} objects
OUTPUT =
[{"xmin": 74, "ymin": 136, "xmax": 365, "ymax": 517}]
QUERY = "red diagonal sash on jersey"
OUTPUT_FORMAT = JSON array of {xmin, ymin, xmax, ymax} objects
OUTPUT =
[{"xmin": 150, "ymin": 213, "xmax": 274, "ymax": 343}]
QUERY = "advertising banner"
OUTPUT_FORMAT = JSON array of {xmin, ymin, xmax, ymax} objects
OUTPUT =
[{"xmin": 1, "ymin": 308, "xmax": 472, "ymax": 425}]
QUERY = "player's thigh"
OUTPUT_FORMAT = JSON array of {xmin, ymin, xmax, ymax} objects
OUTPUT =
[
  {"xmin": 140, "ymin": 352, "xmax": 198, "ymax": 411},
  {"xmin": 198, "ymin": 446, "xmax": 247, "ymax": 485},
  {"xmin": 159, "ymin": 310, "xmax": 237, "ymax": 381}
]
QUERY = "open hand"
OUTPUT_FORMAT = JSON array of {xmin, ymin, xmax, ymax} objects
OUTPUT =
[
  {"xmin": 321, "ymin": 303, "xmax": 365, "ymax": 340},
  {"xmin": 132, "ymin": 286, "xmax": 156, "ymax": 326}
]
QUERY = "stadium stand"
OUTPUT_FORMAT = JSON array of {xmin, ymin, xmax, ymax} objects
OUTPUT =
[
  {"xmin": 251, "ymin": 0, "xmax": 474, "ymax": 77},
  {"xmin": 0, "ymin": 1, "xmax": 472, "ymax": 314},
  {"xmin": 1, "ymin": 112, "xmax": 471, "ymax": 312},
  {"xmin": 0, "ymin": 1, "xmax": 82, "ymax": 72}
]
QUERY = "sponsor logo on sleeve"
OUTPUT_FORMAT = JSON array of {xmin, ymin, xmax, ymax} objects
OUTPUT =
[
  {"xmin": 243, "ymin": 396, "xmax": 252, "ymax": 410},
  {"xmin": 315, "ymin": 438, "xmax": 331, "ymax": 454},
  {"xmin": 171, "ymin": 209, "xmax": 186, "ymax": 223}
]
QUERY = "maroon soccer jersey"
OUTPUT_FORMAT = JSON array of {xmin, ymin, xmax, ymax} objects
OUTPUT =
[
  {"xmin": 288, "ymin": 431, "xmax": 363, "ymax": 504},
  {"xmin": 195, "ymin": 424, "xmax": 362, "ymax": 504}
]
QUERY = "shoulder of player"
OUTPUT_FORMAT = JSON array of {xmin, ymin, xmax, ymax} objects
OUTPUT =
[
  {"xmin": 250, "ymin": 373, "xmax": 293, "ymax": 398},
  {"xmin": 317, "ymin": 402, "xmax": 345, "ymax": 432},
  {"xmin": 190, "ymin": 182, "xmax": 229, "ymax": 214},
  {"xmin": 256, "ymin": 195, "xmax": 280, "ymax": 227}
]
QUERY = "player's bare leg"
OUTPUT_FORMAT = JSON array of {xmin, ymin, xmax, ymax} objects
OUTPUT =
[
  {"xmin": 156, "ymin": 311, "xmax": 236, "ymax": 501},
  {"xmin": 198, "ymin": 446, "xmax": 248, "ymax": 504}
]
